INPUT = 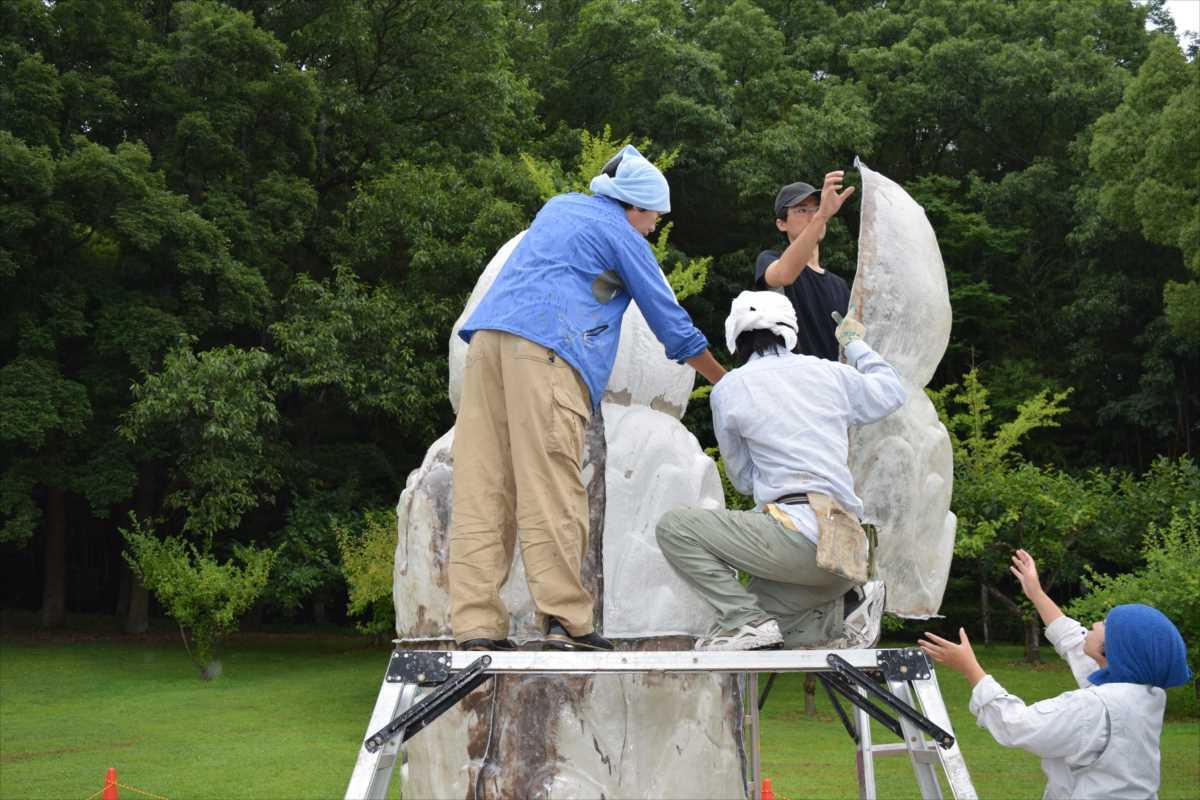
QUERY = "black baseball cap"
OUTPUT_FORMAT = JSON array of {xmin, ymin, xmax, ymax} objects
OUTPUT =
[{"xmin": 774, "ymin": 181, "xmax": 819, "ymax": 217}]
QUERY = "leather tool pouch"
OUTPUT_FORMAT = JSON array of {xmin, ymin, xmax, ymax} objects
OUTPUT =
[{"xmin": 808, "ymin": 492, "xmax": 869, "ymax": 584}]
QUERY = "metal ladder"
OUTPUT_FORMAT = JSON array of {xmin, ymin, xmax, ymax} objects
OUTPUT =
[{"xmin": 345, "ymin": 648, "xmax": 977, "ymax": 800}]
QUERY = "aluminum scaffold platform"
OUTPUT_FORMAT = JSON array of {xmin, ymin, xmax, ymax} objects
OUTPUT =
[{"xmin": 346, "ymin": 647, "xmax": 977, "ymax": 800}]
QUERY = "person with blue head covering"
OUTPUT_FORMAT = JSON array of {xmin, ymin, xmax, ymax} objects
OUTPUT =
[
  {"xmin": 920, "ymin": 549, "xmax": 1192, "ymax": 799},
  {"xmin": 450, "ymin": 145, "xmax": 726, "ymax": 654}
]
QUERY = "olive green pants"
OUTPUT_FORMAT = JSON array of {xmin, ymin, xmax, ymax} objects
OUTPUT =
[
  {"xmin": 449, "ymin": 330, "xmax": 595, "ymax": 643},
  {"xmin": 656, "ymin": 508, "xmax": 852, "ymax": 646}
]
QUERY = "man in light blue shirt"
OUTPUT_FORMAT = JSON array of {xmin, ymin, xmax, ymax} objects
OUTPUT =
[
  {"xmin": 656, "ymin": 291, "xmax": 905, "ymax": 651},
  {"xmin": 451, "ymin": 146, "xmax": 726, "ymax": 652}
]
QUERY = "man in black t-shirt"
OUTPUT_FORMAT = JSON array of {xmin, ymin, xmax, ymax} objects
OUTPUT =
[{"xmin": 754, "ymin": 172, "xmax": 856, "ymax": 361}]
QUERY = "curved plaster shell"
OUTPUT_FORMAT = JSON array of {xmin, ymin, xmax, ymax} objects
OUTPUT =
[{"xmin": 847, "ymin": 158, "xmax": 955, "ymax": 618}]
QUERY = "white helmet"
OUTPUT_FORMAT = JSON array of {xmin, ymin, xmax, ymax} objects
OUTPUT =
[{"xmin": 724, "ymin": 290, "xmax": 798, "ymax": 355}]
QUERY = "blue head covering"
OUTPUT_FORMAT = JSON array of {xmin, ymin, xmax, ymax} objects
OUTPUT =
[
  {"xmin": 1088, "ymin": 604, "xmax": 1192, "ymax": 689},
  {"xmin": 589, "ymin": 144, "xmax": 671, "ymax": 213}
]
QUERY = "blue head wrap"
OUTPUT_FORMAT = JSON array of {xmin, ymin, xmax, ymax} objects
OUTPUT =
[
  {"xmin": 1088, "ymin": 604, "xmax": 1192, "ymax": 689},
  {"xmin": 588, "ymin": 144, "xmax": 671, "ymax": 213}
]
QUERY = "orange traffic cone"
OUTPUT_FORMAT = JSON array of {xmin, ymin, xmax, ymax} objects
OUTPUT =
[
  {"xmin": 760, "ymin": 777, "xmax": 775, "ymax": 800},
  {"xmin": 102, "ymin": 767, "xmax": 118, "ymax": 800}
]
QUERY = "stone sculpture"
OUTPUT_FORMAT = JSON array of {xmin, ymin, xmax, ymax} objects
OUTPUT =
[
  {"xmin": 391, "ymin": 161, "xmax": 956, "ymax": 796},
  {"xmin": 395, "ymin": 233, "xmax": 746, "ymax": 798},
  {"xmin": 847, "ymin": 158, "xmax": 955, "ymax": 618}
]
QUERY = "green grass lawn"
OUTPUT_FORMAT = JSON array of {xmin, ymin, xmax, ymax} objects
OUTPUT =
[{"xmin": 1, "ymin": 630, "xmax": 1196, "ymax": 799}]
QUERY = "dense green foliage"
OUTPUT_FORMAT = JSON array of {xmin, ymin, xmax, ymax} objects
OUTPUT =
[
  {"xmin": 1067, "ymin": 503, "xmax": 1200, "ymax": 676},
  {"xmin": 335, "ymin": 507, "xmax": 398, "ymax": 637},
  {"xmin": 932, "ymin": 370, "xmax": 1198, "ymax": 660},
  {"xmin": 1, "ymin": 0, "xmax": 1196, "ymax": 638}
]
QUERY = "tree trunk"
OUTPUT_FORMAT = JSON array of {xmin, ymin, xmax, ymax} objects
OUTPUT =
[
  {"xmin": 116, "ymin": 561, "xmax": 131, "ymax": 618},
  {"xmin": 40, "ymin": 486, "xmax": 67, "ymax": 628},
  {"xmin": 125, "ymin": 580, "xmax": 150, "ymax": 635},
  {"xmin": 123, "ymin": 466, "xmax": 155, "ymax": 634},
  {"xmin": 1024, "ymin": 617, "xmax": 1042, "ymax": 664},
  {"xmin": 980, "ymin": 578, "xmax": 991, "ymax": 645},
  {"xmin": 804, "ymin": 675, "xmax": 817, "ymax": 717}
]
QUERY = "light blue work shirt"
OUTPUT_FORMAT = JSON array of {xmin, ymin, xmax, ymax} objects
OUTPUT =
[
  {"xmin": 460, "ymin": 193, "xmax": 708, "ymax": 410},
  {"xmin": 710, "ymin": 341, "xmax": 906, "ymax": 541}
]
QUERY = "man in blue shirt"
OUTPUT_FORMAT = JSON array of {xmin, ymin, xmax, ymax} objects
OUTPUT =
[{"xmin": 451, "ymin": 145, "xmax": 726, "ymax": 651}]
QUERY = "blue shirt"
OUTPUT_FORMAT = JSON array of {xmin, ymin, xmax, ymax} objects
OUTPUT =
[{"xmin": 460, "ymin": 193, "xmax": 709, "ymax": 409}]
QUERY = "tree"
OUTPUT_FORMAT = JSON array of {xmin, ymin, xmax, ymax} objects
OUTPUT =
[
  {"xmin": 1066, "ymin": 502, "xmax": 1200, "ymax": 697},
  {"xmin": 932, "ymin": 369, "xmax": 1090, "ymax": 661},
  {"xmin": 123, "ymin": 516, "xmax": 274, "ymax": 679},
  {"xmin": 1090, "ymin": 35, "xmax": 1200, "ymax": 342}
]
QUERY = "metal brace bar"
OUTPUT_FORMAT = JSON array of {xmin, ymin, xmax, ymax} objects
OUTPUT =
[
  {"xmin": 819, "ymin": 672, "xmax": 863, "ymax": 743},
  {"xmin": 364, "ymin": 655, "xmax": 493, "ymax": 753},
  {"xmin": 820, "ymin": 670, "xmax": 905, "ymax": 740},
  {"xmin": 827, "ymin": 654, "xmax": 955, "ymax": 749}
]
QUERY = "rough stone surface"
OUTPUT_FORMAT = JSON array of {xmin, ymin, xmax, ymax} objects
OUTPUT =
[
  {"xmin": 847, "ymin": 159, "xmax": 956, "ymax": 618},
  {"xmin": 401, "ymin": 652, "xmax": 747, "ymax": 800},
  {"xmin": 395, "ymin": 237, "xmax": 743, "ymax": 796}
]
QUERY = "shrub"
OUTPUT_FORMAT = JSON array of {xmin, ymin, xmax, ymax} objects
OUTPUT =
[
  {"xmin": 335, "ymin": 508, "xmax": 397, "ymax": 638},
  {"xmin": 1066, "ymin": 503, "xmax": 1200, "ymax": 685},
  {"xmin": 122, "ymin": 516, "xmax": 275, "ymax": 679}
]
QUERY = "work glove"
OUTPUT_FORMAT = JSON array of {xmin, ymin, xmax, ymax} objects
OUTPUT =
[{"xmin": 831, "ymin": 306, "xmax": 865, "ymax": 348}]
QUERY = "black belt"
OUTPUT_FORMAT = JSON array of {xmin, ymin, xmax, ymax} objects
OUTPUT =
[{"xmin": 772, "ymin": 493, "xmax": 809, "ymax": 505}]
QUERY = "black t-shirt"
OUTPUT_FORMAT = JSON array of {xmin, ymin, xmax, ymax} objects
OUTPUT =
[{"xmin": 754, "ymin": 250, "xmax": 850, "ymax": 361}]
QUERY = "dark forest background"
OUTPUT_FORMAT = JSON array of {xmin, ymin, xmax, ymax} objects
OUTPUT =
[{"xmin": 2, "ymin": 0, "xmax": 1196, "ymax": 648}]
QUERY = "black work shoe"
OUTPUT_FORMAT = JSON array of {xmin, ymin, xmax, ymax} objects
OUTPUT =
[
  {"xmin": 459, "ymin": 638, "xmax": 518, "ymax": 651},
  {"xmin": 543, "ymin": 619, "xmax": 614, "ymax": 651}
]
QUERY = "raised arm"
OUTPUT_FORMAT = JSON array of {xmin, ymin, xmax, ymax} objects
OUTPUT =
[
  {"xmin": 1010, "ymin": 549, "xmax": 1062, "ymax": 627},
  {"xmin": 833, "ymin": 308, "xmax": 906, "ymax": 424},
  {"xmin": 763, "ymin": 171, "xmax": 855, "ymax": 287}
]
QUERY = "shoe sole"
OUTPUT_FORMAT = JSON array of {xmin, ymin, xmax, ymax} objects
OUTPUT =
[
  {"xmin": 695, "ymin": 639, "xmax": 785, "ymax": 652},
  {"xmin": 542, "ymin": 635, "xmax": 613, "ymax": 652}
]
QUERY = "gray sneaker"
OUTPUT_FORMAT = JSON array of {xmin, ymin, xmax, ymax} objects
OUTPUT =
[
  {"xmin": 843, "ymin": 580, "xmax": 886, "ymax": 649},
  {"xmin": 694, "ymin": 619, "xmax": 784, "ymax": 651}
]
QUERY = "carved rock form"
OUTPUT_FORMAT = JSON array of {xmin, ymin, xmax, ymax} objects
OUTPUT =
[
  {"xmin": 847, "ymin": 158, "xmax": 956, "ymax": 618},
  {"xmin": 399, "ymin": 656, "xmax": 747, "ymax": 800},
  {"xmin": 395, "ymin": 232, "xmax": 743, "ymax": 797}
]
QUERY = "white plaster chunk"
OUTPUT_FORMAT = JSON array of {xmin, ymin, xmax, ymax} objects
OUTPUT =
[
  {"xmin": 602, "ymin": 284, "xmax": 697, "ymax": 419},
  {"xmin": 392, "ymin": 428, "xmax": 454, "ymax": 638},
  {"xmin": 848, "ymin": 159, "xmax": 956, "ymax": 618},
  {"xmin": 600, "ymin": 403, "xmax": 723, "ymax": 637},
  {"xmin": 850, "ymin": 159, "xmax": 951, "ymax": 387}
]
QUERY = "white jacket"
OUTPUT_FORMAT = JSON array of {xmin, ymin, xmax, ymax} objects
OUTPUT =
[{"xmin": 969, "ymin": 616, "xmax": 1165, "ymax": 799}]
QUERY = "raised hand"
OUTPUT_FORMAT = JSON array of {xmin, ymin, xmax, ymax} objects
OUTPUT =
[
  {"xmin": 918, "ymin": 628, "xmax": 986, "ymax": 686},
  {"xmin": 1010, "ymin": 549, "xmax": 1042, "ymax": 599},
  {"xmin": 818, "ymin": 170, "xmax": 856, "ymax": 220},
  {"xmin": 1009, "ymin": 548, "xmax": 1064, "ymax": 626}
]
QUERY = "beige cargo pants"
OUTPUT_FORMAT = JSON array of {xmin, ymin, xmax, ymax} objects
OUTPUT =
[{"xmin": 449, "ymin": 330, "xmax": 595, "ymax": 643}]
